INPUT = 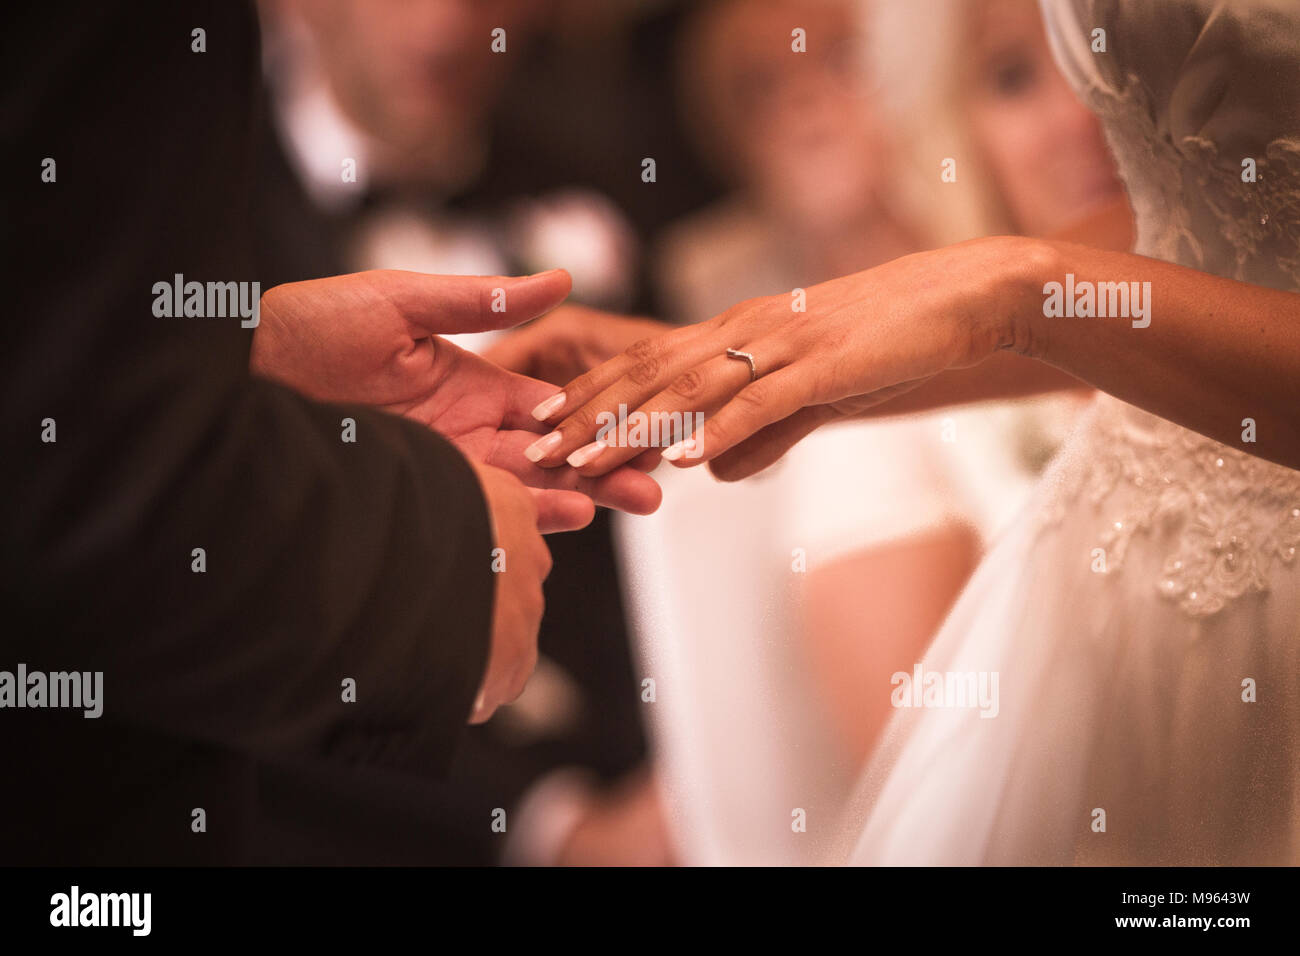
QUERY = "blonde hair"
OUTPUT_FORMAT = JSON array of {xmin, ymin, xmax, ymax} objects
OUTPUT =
[{"xmin": 860, "ymin": 0, "xmax": 1015, "ymax": 245}]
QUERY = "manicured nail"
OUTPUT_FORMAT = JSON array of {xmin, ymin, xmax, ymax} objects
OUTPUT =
[
  {"xmin": 469, "ymin": 689, "xmax": 487, "ymax": 722},
  {"xmin": 531, "ymin": 392, "xmax": 567, "ymax": 421},
  {"xmin": 524, "ymin": 431, "xmax": 563, "ymax": 462},
  {"xmin": 567, "ymin": 441, "xmax": 606, "ymax": 468},
  {"xmin": 662, "ymin": 438, "xmax": 693, "ymax": 462}
]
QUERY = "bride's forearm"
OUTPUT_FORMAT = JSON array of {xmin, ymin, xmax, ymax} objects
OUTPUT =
[
  {"xmin": 1006, "ymin": 238, "xmax": 1300, "ymax": 470},
  {"xmin": 852, "ymin": 352, "xmax": 1089, "ymax": 421},
  {"xmin": 528, "ymin": 233, "xmax": 1299, "ymax": 482}
]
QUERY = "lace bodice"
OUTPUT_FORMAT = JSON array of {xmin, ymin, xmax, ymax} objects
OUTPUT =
[
  {"xmin": 1043, "ymin": 0, "xmax": 1300, "ymax": 290},
  {"xmin": 1035, "ymin": 0, "xmax": 1300, "ymax": 617}
]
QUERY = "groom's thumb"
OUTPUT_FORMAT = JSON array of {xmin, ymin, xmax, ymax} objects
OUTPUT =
[{"xmin": 387, "ymin": 269, "xmax": 573, "ymax": 336}]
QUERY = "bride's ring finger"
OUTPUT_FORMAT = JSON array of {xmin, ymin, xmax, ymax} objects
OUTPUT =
[
  {"xmin": 532, "ymin": 343, "xmax": 788, "ymax": 475},
  {"xmin": 529, "ymin": 324, "xmax": 713, "ymax": 428}
]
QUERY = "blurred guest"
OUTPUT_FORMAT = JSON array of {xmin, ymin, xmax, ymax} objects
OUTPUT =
[
  {"xmin": 653, "ymin": 0, "xmax": 1131, "ymax": 769},
  {"xmin": 488, "ymin": 0, "xmax": 1013, "ymax": 863},
  {"xmin": 488, "ymin": 0, "xmax": 1130, "ymax": 863},
  {"xmin": 655, "ymin": 0, "xmax": 920, "ymax": 320},
  {"xmin": 650, "ymin": 0, "xmax": 1036, "ymax": 764},
  {"xmin": 259, "ymin": 0, "xmax": 640, "ymax": 330},
  {"xmin": 492, "ymin": 0, "xmax": 723, "ymax": 300},
  {"xmin": 623, "ymin": 0, "xmax": 1131, "ymax": 862},
  {"xmin": 538, "ymin": 0, "xmax": 1300, "ymax": 867},
  {"xmin": 610, "ymin": 0, "xmax": 997, "ymax": 863},
  {"xmin": 869, "ymin": 0, "xmax": 1131, "ymax": 245}
]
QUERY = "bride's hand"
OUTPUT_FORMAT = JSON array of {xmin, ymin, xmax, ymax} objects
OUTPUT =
[{"xmin": 524, "ymin": 236, "xmax": 1047, "ymax": 480}]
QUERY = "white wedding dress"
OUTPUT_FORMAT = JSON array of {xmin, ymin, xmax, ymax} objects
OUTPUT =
[
  {"xmin": 835, "ymin": 0, "xmax": 1300, "ymax": 865},
  {"xmin": 615, "ymin": 404, "xmax": 1057, "ymax": 865}
]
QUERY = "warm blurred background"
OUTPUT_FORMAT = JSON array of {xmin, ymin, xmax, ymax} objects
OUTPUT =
[{"xmin": 252, "ymin": 0, "xmax": 1129, "ymax": 865}]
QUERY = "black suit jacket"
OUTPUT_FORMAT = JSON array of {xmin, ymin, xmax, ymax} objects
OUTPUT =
[{"xmin": 1, "ymin": 1, "xmax": 493, "ymax": 864}]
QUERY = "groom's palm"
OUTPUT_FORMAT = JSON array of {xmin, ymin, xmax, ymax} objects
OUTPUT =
[{"xmin": 251, "ymin": 269, "xmax": 661, "ymax": 531}]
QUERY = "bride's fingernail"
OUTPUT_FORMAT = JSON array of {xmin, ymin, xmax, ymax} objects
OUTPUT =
[
  {"xmin": 567, "ymin": 441, "xmax": 605, "ymax": 468},
  {"xmin": 531, "ymin": 392, "xmax": 566, "ymax": 421},
  {"xmin": 662, "ymin": 438, "xmax": 692, "ymax": 462},
  {"xmin": 524, "ymin": 431, "xmax": 563, "ymax": 462}
]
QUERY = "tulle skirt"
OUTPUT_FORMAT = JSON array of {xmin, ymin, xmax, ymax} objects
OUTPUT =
[{"xmin": 836, "ymin": 396, "xmax": 1300, "ymax": 865}]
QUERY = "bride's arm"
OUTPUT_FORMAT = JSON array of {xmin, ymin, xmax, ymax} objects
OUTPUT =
[
  {"xmin": 813, "ymin": 196, "xmax": 1136, "ymax": 420},
  {"xmin": 1012, "ymin": 239, "xmax": 1300, "ymax": 468},
  {"xmin": 842, "ymin": 351, "xmax": 1089, "ymax": 420},
  {"xmin": 523, "ymin": 234, "xmax": 1300, "ymax": 479}
]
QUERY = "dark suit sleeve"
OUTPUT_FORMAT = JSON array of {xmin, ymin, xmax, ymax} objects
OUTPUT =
[{"xmin": 0, "ymin": 1, "xmax": 492, "ymax": 773}]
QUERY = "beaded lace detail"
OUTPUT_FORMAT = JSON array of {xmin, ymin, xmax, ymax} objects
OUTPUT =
[
  {"xmin": 1039, "ymin": 401, "xmax": 1300, "ymax": 617},
  {"xmin": 1034, "ymin": 70, "xmax": 1300, "ymax": 617},
  {"xmin": 1078, "ymin": 72, "xmax": 1300, "ymax": 291}
]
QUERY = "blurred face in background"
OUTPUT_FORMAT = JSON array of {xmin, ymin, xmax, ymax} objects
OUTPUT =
[
  {"xmin": 286, "ymin": 0, "xmax": 540, "ymax": 150},
  {"xmin": 962, "ymin": 0, "xmax": 1125, "ymax": 235},
  {"xmin": 683, "ymin": 0, "xmax": 888, "ymax": 232}
]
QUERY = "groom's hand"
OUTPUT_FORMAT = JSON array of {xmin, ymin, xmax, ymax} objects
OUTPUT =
[
  {"xmin": 466, "ymin": 460, "xmax": 551, "ymax": 725},
  {"xmin": 250, "ymin": 269, "xmax": 661, "ymax": 531}
]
